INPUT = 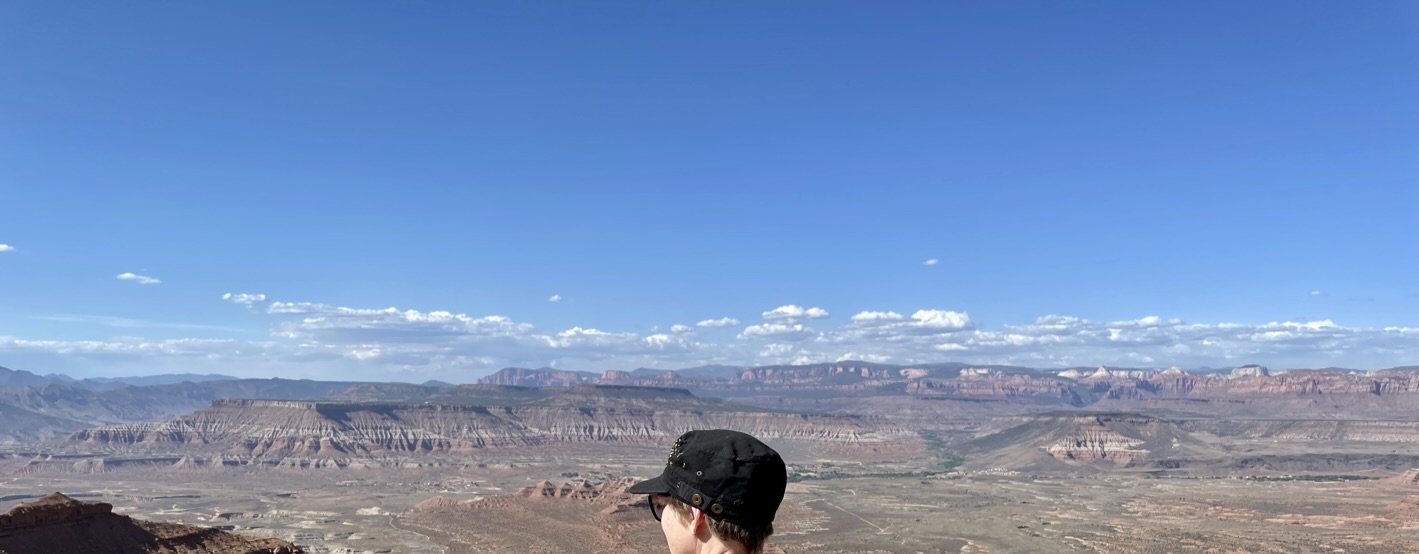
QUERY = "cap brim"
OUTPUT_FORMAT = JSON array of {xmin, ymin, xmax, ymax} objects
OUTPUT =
[{"xmin": 626, "ymin": 474, "xmax": 671, "ymax": 495}]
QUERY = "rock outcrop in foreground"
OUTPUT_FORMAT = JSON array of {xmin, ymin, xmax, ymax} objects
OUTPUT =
[{"xmin": 0, "ymin": 492, "xmax": 301, "ymax": 554}]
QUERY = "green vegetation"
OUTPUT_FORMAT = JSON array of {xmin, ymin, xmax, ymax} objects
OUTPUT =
[{"xmin": 918, "ymin": 430, "xmax": 966, "ymax": 471}]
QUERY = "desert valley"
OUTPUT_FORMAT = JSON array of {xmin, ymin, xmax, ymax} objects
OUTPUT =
[{"xmin": 0, "ymin": 361, "xmax": 1413, "ymax": 553}]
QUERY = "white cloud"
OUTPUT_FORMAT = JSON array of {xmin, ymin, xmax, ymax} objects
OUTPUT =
[
  {"xmin": 642, "ymin": 333, "xmax": 698, "ymax": 350},
  {"xmin": 0, "ymin": 244, "xmax": 14, "ymax": 253},
  {"xmin": 845, "ymin": 309, "xmax": 971, "ymax": 337},
  {"xmin": 910, "ymin": 309, "xmax": 971, "ymax": 329},
  {"xmin": 259, "ymin": 299, "xmax": 706, "ymax": 370},
  {"xmin": 761, "ymin": 343, "xmax": 795, "ymax": 356},
  {"xmin": 922, "ymin": 258, "xmax": 938, "ymax": 266},
  {"xmin": 266, "ymin": 301, "xmax": 326, "ymax": 315},
  {"xmin": 347, "ymin": 345, "xmax": 383, "ymax": 361},
  {"xmin": 33, "ymin": 314, "xmax": 244, "ymax": 333},
  {"xmin": 697, "ymin": 317, "xmax": 740, "ymax": 328},
  {"xmin": 547, "ymin": 294, "xmax": 562, "ymax": 303},
  {"xmin": 1310, "ymin": 290, "xmax": 1325, "ymax": 296},
  {"xmin": 544, "ymin": 326, "xmax": 631, "ymax": 349},
  {"xmin": 820, "ymin": 308, "xmax": 1412, "ymax": 369},
  {"xmin": 762, "ymin": 305, "xmax": 829, "ymax": 321},
  {"xmin": 6, "ymin": 293, "xmax": 1415, "ymax": 378},
  {"xmin": 556, "ymin": 326, "xmax": 612, "ymax": 338},
  {"xmin": 0, "ymin": 335, "xmax": 275, "ymax": 359},
  {"xmin": 851, "ymin": 311, "xmax": 905, "ymax": 323},
  {"xmin": 222, "ymin": 292, "xmax": 268, "ymax": 305},
  {"xmin": 1034, "ymin": 314, "xmax": 1083, "ymax": 328},
  {"xmin": 116, "ymin": 272, "xmax": 161, "ymax": 285},
  {"xmin": 1266, "ymin": 320, "xmax": 1337, "ymax": 331},
  {"xmin": 738, "ymin": 322, "xmax": 813, "ymax": 341},
  {"xmin": 836, "ymin": 351, "xmax": 893, "ymax": 363}
]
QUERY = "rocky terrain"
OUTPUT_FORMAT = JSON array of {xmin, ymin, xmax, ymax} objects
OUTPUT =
[
  {"xmin": 398, "ymin": 471, "xmax": 1419, "ymax": 554},
  {"xmin": 955, "ymin": 410, "xmax": 1419, "ymax": 475},
  {"xmin": 1382, "ymin": 467, "xmax": 1419, "ymax": 487},
  {"xmin": 1176, "ymin": 418, "xmax": 1419, "ymax": 442},
  {"xmin": 958, "ymin": 412, "xmax": 1214, "ymax": 470},
  {"xmin": 0, "ymin": 360, "xmax": 1413, "ymax": 552},
  {"xmin": 0, "ymin": 377, "xmax": 404, "ymax": 443},
  {"xmin": 0, "ymin": 492, "xmax": 300, "ymax": 553},
  {"xmin": 399, "ymin": 478, "xmax": 666, "ymax": 553},
  {"xmin": 47, "ymin": 386, "xmax": 900, "ymax": 472},
  {"xmin": 1, "ymin": 362, "xmax": 1414, "ymax": 444},
  {"xmin": 480, "ymin": 363, "xmax": 1419, "ymax": 419},
  {"xmin": 401, "ymin": 478, "xmax": 793, "ymax": 554}
]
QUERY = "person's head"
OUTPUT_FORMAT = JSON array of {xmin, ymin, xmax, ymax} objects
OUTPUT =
[{"xmin": 629, "ymin": 429, "xmax": 787, "ymax": 554}]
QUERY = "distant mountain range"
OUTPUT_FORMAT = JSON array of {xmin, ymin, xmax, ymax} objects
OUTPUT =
[
  {"xmin": 473, "ymin": 361, "xmax": 1415, "ymax": 387},
  {"xmin": 0, "ymin": 365, "xmax": 237, "ymax": 390},
  {"xmin": 0, "ymin": 361, "xmax": 1414, "ymax": 444},
  {"xmin": 5, "ymin": 361, "xmax": 1412, "ymax": 390},
  {"xmin": 0, "ymin": 375, "xmax": 388, "ymax": 442}
]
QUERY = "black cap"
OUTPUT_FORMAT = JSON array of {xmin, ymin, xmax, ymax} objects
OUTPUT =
[{"xmin": 628, "ymin": 429, "xmax": 787, "ymax": 531}]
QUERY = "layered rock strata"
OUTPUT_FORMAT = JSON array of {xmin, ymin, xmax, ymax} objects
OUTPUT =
[
  {"xmin": 962, "ymin": 413, "xmax": 1205, "ymax": 470},
  {"xmin": 1044, "ymin": 424, "xmax": 1150, "ymax": 466},
  {"xmin": 68, "ymin": 387, "xmax": 901, "ymax": 461}
]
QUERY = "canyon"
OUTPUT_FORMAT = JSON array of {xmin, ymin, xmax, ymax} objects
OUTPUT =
[{"xmin": 0, "ymin": 361, "xmax": 1414, "ymax": 552}]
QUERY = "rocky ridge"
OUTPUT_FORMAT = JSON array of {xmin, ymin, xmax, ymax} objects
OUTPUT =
[
  {"xmin": 61, "ymin": 386, "xmax": 899, "ymax": 467},
  {"xmin": 959, "ymin": 410, "xmax": 1419, "ymax": 474},
  {"xmin": 960, "ymin": 413, "xmax": 1212, "ymax": 471},
  {"xmin": 3, "ymin": 362, "xmax": 1416, "ymax": 445},
  {"xmin": 479, "ymin": 364, "xmax": 1419, "ymax": 411},
  {"xmin": 0, "ymin": 492, "xmax": 301, "ymax": 553}
]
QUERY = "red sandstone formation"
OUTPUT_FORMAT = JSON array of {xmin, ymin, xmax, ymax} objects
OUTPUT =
[
  {"xmin": 516, "ymin": 478, "xmax": 639, "ymax": 500},
  {"xmin": 0, "ymin": 492, "xmax": 301, "ymax": 553}
]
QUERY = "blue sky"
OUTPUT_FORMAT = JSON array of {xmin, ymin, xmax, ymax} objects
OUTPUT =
[{"xmin": 1, "ymin": 2, "xmax": 1414, "ymax": 380}]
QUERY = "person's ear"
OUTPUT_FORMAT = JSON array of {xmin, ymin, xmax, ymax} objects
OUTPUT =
[{"xmin": 689, "ymin": 507, "xmax": 709, "ymax": 537}]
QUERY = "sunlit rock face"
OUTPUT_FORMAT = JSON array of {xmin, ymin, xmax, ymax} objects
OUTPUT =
[
  {"xmin": 1042, "ymin": 417, "xmax": 1157, "ymax": 466},
  {"xmin": 65, "ymin": 387, "xmax": 903, "ymax": 468},
  {"xmin": 1229, "ymin": 364, "xmax": 1271, "ymax": 379}
]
